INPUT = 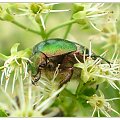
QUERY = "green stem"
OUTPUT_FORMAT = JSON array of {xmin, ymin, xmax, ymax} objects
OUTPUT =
[
  {"xmin": 46, "ymin": 19, "xmax": 76, "ymax": 38},
  {"xmin": 44, "ymin": 12, "xmax": 50, "ymax": 24},
  {"xmin": 39, "ymin": 25, "xmax": 47, "ymax": 39},
  {"xmin": 62, "ymin": 88, "xmax": 76, "ymax": 99},
  {"xmin": 76, "ymin": 79, "xmax": 84, "ymax": 95},
  {"xmin": 79, "ymin": 94, "xmax": 90, "ymax": 100},
  {"xmin": 0, "ymin": 17, "xmax": 43, "ymax": 36},
  {"xmin": 63, "ymin": 17, "xmax": 73, "ymax": 39},
  {"xmin": 76, "ymin": 80, "xmax": 97, "ymax": 97},
  {"xmin": 63, "ymin": 23, "xmax": 72, "ymax": 39},
  {"xmin": 11, "ymin": 21, "xmax": 42, "ymax": 36}
]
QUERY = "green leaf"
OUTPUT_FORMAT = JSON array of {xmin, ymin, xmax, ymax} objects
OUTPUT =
[
  {"xmin": 0, "ymin": 53, "xmax": 8, "ymax": 61},
  {"xmin": 11, "ymin": 43, "xmax": 20, "ymax": 55},
  {"xmin": 0, "ymin": 109, "xmax": 8, "ymax": 117}
]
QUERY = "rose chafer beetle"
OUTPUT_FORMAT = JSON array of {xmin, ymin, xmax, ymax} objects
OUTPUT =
[{"xmin": 29, "ymin": 38, "xmax": 110, "ymax": 87}]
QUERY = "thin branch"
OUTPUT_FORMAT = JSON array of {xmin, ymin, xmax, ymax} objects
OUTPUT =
[
  {"xmin": 11, "ymin": 21, "xmax": 42, "ymax": 36},
  {"xmin": 46, "ymin": 19, "xmax": 76, "ymax": 38},
  {"xmin": 0, "ymin": 17, "xmax": 42, "ymax": 36}
]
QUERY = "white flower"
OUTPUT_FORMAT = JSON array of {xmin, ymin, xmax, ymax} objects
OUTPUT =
[
  {"xmin": 74, "ymin": 41, "xmax": 120, "ymax": 91},
  {"xmin": 0, "ymin": 43, "xmax": 32, "ymax": 93},
  {"xmin": 5, "ymin": 3, "xmax": 70, "ymax": 31},
  {"xmin": 73, "ymin": 3, "xmax": 119, "ymax": 32},
  {"xmin": 87, "ymin": 91, "xmax": 120, "ymax": 117}
]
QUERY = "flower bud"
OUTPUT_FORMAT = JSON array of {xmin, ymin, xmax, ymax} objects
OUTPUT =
[
  {"xmin": 30, "ymin": 3, "xmax": 44, "ymax": 14},
  {"xmin": 72, "ymin": 3, "xmax": 84, "ymax": 14}
]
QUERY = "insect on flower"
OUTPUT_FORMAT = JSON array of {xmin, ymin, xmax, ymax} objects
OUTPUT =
[{"xmin": 28, "ymin": 38, "xmax": 111, "ymax": 87}]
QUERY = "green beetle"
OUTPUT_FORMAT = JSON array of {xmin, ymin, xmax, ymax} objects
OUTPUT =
[{"xmin": 29, "ymin": 38, "xmax": 110, "ymax": 87}]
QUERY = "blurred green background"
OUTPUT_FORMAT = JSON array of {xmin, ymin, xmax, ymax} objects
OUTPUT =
[{"xmin": 0, "ymin": 3, "xmax": 97, "ymax": 55}]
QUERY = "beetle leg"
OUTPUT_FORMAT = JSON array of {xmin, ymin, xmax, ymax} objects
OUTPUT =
[
  {"xmin": 32, "ymin": 69, "xmax": 41, "ymax": 85},
  {"xmin": 59, "ymin": 67, "xmax": 73, "ymax": 87}
]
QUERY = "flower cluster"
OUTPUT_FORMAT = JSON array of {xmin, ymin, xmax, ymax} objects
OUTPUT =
[
  {"xmin": 72, "ymin": 3, "xmax": 119, "ymax": 32},
  {"xmin": 0, "ymin": 43, "xmax": 32, "ymax": 93},
  {"xmin": 74, "ymin": 41, "xmax": 120, "ymax": 116}
]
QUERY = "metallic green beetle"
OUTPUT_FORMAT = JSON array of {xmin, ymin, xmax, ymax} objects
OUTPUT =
[{"xmin": 29, "ymin": 38, "xmax": 110, "ymax": 87}]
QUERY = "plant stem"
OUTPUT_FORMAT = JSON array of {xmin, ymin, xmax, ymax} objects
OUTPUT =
[
  {"xmin": 80, "ymin": 94, "xmax": 90, "ymax": 100},
  {"xmin": 11, "ymin": 21, "xmax": 42, "ymax": 36},
  {"xmin": 63, "ymin": 23, "xmax": 73, "ymax": 39},
  {"xmin": 39, "ymin": 25, "xmax": 47, "ymax": 40},
  {"xmin": 0, "ymin": 17, "xmax": 42, "ymax": 36},
  {"xmin": 76, "ymin": 80, "xmax": 97, "ymax": 97},
  {"xmin": 62, "ymin": 88, "xmax": 76, "ymax": 99},
  {"xmin": 63, "ymin": 17, "xmax": 73, "ymax": 39},
  {"xmin": 76, "ymin": 79, "xmax": 84, "ymax": 95},
  {"xmin": 46, "ymin": 19, "xmax": 76, "ymax": 38}
]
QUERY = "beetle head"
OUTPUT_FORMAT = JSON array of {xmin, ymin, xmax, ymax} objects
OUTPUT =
[{"xmin": 28, "ymin": 52, "xmax": 47, "ymax": 77}]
